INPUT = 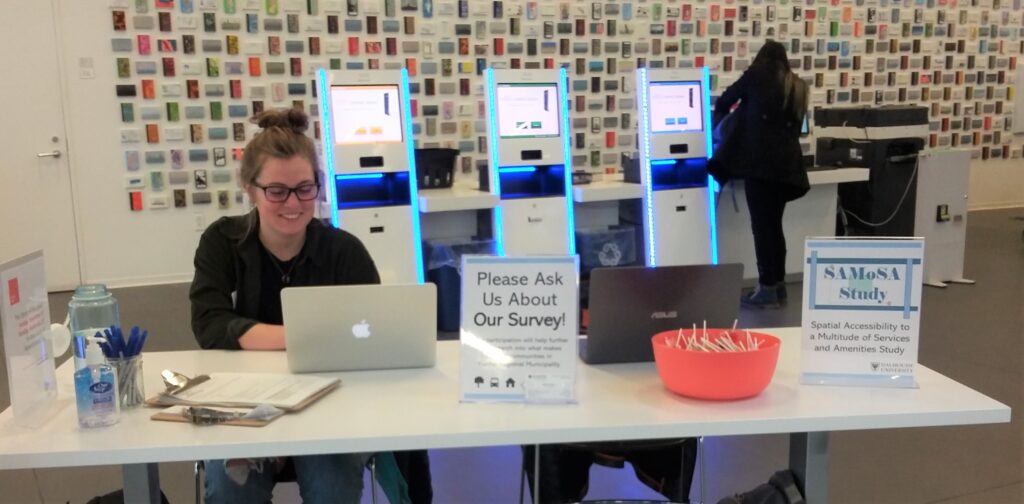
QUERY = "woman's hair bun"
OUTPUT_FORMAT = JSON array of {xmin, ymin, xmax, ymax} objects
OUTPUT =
[{"xmin": 252, "ymin": 108, "xmax": 309, "ymax": 135}]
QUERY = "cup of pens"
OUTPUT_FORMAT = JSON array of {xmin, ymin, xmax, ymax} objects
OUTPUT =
[
  {"xmin": 99, "ymin": 326, "xmax": 149, "ymax": 408},
  {"xmin": 651, "ymin": 327, "xmax": 780, "ymax": 401}
]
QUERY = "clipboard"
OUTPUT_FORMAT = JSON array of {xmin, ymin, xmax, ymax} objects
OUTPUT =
[
  {"xmin": 151, "ymin": 405, "xmax": 285, "ymax": 427},
  {"xmin": 145, "ymin": 372, "xmax": 341, "ymax": 412}
]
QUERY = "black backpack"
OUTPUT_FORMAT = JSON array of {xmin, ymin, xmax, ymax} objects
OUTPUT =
[{"xmin": 716, "ymin": 470, "xmax": 806, "ymax": 504}]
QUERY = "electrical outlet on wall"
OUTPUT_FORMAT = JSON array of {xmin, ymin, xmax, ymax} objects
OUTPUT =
[{"xmin": 193, "ymin": 213, "xmax": 205, "ymax": 231}]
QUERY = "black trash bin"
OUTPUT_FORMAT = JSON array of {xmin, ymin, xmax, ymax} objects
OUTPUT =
[
  {"xmin": 425, "ymin": 237, "xmax": 498, "ymax": 332},
  {"xmin": 414, "ymin": 148, "xmax": 459, "ymax": 190},
  {"xmin": 576, "ymin": 225, "xmax": 639, "ymax": 313},
  {"xmin": 575, "ymin": 224, "xmax": 639, "ymax": 277}
]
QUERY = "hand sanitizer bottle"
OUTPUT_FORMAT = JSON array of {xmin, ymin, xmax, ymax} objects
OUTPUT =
[{"xmin": 74, "ymin": 337, "xmax": 120, "ymax": 428}]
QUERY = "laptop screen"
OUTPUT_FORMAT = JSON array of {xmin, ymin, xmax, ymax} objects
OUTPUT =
[{"xmin": 583, "ymin": 263, "xmax": 744, "ymax": 364}]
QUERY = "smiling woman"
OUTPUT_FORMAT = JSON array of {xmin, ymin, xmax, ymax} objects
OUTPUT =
[{"xmin": 187, "ymin": 107, "xmax": 388, "ymax": 504}]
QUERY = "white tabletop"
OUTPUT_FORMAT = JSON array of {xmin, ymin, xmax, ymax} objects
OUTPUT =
[
  {"xmin": 573, "ymin": 179, "xmax": 644, "ymax": 203},
  {"xmin": 0, "ymin": 327, "xmax": 1008, "ymax": 470},
  {"xmin": 413, "ymin": 169, "xmax": 869, "ymax": 209},
  {"xmin": 418, "ymin": 186, "xmax": 499, "ymax": 213}
]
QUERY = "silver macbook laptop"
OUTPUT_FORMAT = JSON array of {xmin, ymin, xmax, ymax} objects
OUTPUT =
[
  {"xmin": 581, "ymin": 263, "xmax": 744, "ymax": 364},
  {"xmin": 281, "ymin": 283, "xmax": 437, "ymax": 373}
]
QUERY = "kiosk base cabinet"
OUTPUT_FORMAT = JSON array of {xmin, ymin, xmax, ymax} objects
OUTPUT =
[
  {"xmin": 500, "ymin": 198, "xmax": 571, "ymax": 255},
  {"xmin": 340, "ymin": 206, "xmax": 418, "ymax": 284},
  {"xmin": 622, "ymin": 188, "xmax": 711, "ymax": 266}
]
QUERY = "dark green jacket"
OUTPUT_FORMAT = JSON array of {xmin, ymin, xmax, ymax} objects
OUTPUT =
[{"xmin": 189, "ymin": 213, "xmax": 379, "ymax": 350}]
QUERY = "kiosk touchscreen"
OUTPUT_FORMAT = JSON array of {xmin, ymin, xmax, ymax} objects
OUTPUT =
[
  {"xmin": 630, "ymin": 67, "xmax": 717, "ymax": 266},
  {"xmin": 484, "ymin": 68, "xmax": 575, "ymax": 256},
  {"xmin": 317, "ymin": 69, "xmax": 423, "ymax": 284}
]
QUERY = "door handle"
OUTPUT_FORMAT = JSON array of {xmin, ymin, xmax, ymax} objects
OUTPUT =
[{"xmin": 37, "ymin": 150, "xmax": 62, "ymax": 159}]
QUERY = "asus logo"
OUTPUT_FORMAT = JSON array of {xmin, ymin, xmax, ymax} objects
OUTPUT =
[{"xmin": 650, "ymin": 311, "xmax": 678, "ymax": 319}]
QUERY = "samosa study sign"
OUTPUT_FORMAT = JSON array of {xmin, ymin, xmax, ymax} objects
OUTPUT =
[
  {"xmin": 801, "ymin": 238, "xmax": 924, "ymax": 388},
  {"xmin": 817, "ymin": 264, "xmax": 907, "ymax": 306},
  {"xmin": 808, "ymin": 257, "xmax": 919, "ymax": 316}
]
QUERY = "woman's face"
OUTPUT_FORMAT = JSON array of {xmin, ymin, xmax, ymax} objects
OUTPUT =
[{"xmin": 247, "ymin": 155, "xmax": 318, "ymax": 241}]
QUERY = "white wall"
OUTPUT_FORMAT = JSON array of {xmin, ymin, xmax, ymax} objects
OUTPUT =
[
  {"xmin": 968, "ymin": 158, "xmax": 1024, "ymax": 210},
  {"xmin": 49, "ymin": 1, "xmax": 1024, "ymax": 287},
  {"xmin": 59, "ymin": 2, "xmax": 245, "ymax": 288}
]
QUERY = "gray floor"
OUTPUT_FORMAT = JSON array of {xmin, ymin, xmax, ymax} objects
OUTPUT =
[{"xmin": 1, "ymin": 208, "xmax": 1021, "ymax": 504}]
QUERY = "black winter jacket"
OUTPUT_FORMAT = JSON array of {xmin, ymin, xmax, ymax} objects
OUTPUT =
[
  {"xmin": 189, "ymin": 213, "xmax": 380, "ymax": 350},
  {"xmin": 710, "ymin": 66, "xmax": 810, "ymax": 201}
]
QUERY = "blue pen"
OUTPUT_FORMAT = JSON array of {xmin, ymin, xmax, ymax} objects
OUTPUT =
[
  {"xmin": 106, "ymin": 326, "xmax": 126, "ymax": 358},
  {"xmin": 103, "ymin": 327, "xmax": 118, "ymax": 357},
  {"xmin": 136, "ymin": 329, "xmax": 149, "ymax": 356},
  {"xmin": 116, "ymin": 326, "xmax": 128, "ymax": 357},
  {"xmin": 125, "ymin": 326, "xmax": 140, "ymax": 357},
  {"xmin": 95, "ymin": 330, "xmax": 114, "ymax": 358},
  {"xmin": 131, "ymin": 327, "xmax": 145, "ymax": 356}
]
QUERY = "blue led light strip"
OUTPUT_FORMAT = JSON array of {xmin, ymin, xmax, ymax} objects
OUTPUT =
[
  {"xmin": 485, "ymin": 68, "xmax": 505, "ymax": 256},
  {"xmin": 637, "ymin": 67, "xmax": 657, "ymax": 267},
  {"xmin": 499, "ymin": 166, "xmax": 537, "ymax": 173},
  {"xmin": 559, "ymin": 67, "xmax": 577, "ymax": 256},
  {"xmin": 402, "ymin": 69, "xmax": 426, "ymax": 283},
  {"xmin": 335, "ymin": 173, "xmax": 384, "ymax": 180},
  {"xmin": 702, "ymin": 66, "xmax": 719, "ymax": 264},
  {"xmin": 317, "ymin": 68, "xmax": 340, "ymax": 228}
]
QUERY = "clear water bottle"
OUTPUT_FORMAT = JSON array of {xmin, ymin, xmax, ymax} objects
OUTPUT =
[{"xmin": 69, "ymin": 284, "xmax": 120, "ymax": 371}]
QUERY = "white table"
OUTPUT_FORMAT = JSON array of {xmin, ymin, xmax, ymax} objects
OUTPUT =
[{"xmin": 0, "ymin": 328, "xmax": 1008, "ymax": 503}]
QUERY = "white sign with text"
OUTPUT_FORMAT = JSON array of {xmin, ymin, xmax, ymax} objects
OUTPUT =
[
  {"xmin": 1, "ymin": 251, "xmax": 58, "ymax": 426},
  {"xmin": 459, "ymin": 256, "xmax": 578, "ymax": 403},
  {"xmin": 801, "ymin": 238, "xmax": 924, "ymax": 388}
]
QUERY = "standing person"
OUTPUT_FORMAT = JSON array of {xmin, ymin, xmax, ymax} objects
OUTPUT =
[
  {"xmin": 189, "ymin": 108, "xmax": 392, "ymax": 503},
  {"xmin": 710, "ymin": 40, "xmax": 810, "ymax": 308}
]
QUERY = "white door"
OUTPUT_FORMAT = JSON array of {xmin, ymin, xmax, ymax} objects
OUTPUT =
[{"xmin": 0, "ymin": 0, "xmax": 81, "ymax": 291}]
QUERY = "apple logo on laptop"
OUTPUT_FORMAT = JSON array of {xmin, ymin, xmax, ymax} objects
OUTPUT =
[{"xmin": 352, "ymin": 320, "xmax": 371, "ymax": 339}]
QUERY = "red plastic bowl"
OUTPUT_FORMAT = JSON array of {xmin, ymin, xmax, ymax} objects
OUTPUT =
[{"xmin": 651, "ymin": 329, "xmax": 781, "ymax": 400}]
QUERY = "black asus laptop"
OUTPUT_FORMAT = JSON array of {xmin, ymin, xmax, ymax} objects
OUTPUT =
[{"xmin": 580, "ymin": 263, "xmax": 744, "ymax": 364}]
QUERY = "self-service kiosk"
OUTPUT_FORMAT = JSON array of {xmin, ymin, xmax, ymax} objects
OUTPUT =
[
  {"xmin": 629, "ymin": 67, "xmax": 717, "ymax": 266},
  {"xmin": 484, "ymin": 68, "xmax": 576, "ymax": 256},
  {"xmin": 316, "ymin": 69, "xmax": 424, "ymax": 283}
]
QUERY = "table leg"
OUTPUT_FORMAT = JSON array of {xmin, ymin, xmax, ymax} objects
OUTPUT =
[
  {"xmin": 789, "ymin": 432, "xmax": 829, "ymax": 504},
  {"xmin": 123, "ymin": 463, "xmax": 161, "ymax": 504},
  {"xmin": 533, "ymin": 444, "xmax": 540, "ymax": 504}
]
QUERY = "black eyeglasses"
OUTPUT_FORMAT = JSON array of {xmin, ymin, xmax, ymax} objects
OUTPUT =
[{"xmin": 251, "ymin": 182, "xmax": 320, "ymax": 202}]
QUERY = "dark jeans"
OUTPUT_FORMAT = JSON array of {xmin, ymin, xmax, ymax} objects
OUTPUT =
[
  {"xmin": 393, "ymin": 449, "xmax": 434, "ymax": 504},
  {"xmin": 522, "ymin": 440, "xmax": 697, "ymax": 503},
  {"xmin": 745, "ymin": 178, "xmax": 790, "ymax": 286}
]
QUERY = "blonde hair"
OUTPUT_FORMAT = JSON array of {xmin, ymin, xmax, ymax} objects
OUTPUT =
[{"xmin": 240, "ymin": 108, "xmax": 320, "ymax": 187}]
